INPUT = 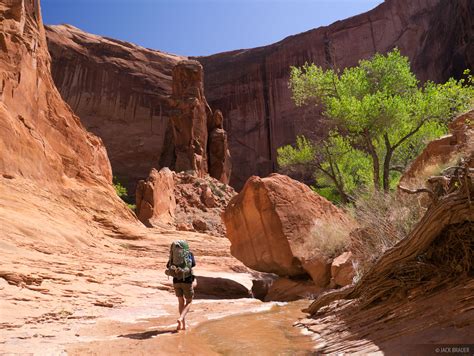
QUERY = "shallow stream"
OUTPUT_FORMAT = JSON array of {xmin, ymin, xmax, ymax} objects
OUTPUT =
[{"xmin": 179, "ymin": 301, "xmax": 315, "ymax": 355}]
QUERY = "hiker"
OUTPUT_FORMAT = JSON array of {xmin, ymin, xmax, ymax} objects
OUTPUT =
[{"xmin": 165, "ymin": 240, "xmax": 196, "ymax": 331}]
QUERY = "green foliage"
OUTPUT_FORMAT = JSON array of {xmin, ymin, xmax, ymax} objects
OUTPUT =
[
  {"xmin": 113, "ymin": 176, "xmax": 135, "ymax": 211},
  {"xmin": 286, "ymin": 49, "xmax": 474, "ymax": 198},
  {"xmin": 278, "ymin": 134, "xmax": 372, "ymax": 203},
  {"xmin": 277, "ymin": 136, "xmax": 316, "ymax": 167},
  {"xmin": 113, "ymin": 177, "xmax": 128, "ymax": 198}
]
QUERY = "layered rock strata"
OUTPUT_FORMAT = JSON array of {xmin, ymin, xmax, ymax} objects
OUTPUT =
[
  {"xmin": 197, "ymin": 0, "xmax": 474, "ymax": 188},
  {"xmin": 45, "ymin": 24, "xmax": 185, "ymax": 192}
]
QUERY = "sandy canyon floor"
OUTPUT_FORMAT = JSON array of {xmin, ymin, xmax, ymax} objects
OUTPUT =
[{"xmin": 0, "ymin": 177, "xmax": 315, "ymax": 355}]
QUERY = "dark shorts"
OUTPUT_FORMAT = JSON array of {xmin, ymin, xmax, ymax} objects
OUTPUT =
[{"xmin": 174, "ymin": 282, "xmax": 194, "ymax": 299}]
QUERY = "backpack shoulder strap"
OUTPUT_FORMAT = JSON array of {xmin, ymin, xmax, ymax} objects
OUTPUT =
[{"xmin": 167, "ymin": 243, "xmax": 174, "ymax": 268}]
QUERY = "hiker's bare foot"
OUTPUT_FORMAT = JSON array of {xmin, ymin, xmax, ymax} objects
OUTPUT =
[{"xmin": 177, "ymin": 319, "xmax": 182, "ymax": 330}]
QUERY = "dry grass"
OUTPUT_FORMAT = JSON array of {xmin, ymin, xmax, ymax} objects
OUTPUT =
[
  {"xmin": 348, "ymin": 190, "xmax": 426, "ymax": 281},
  {"xmin": 309, "ymin": 219, "xmax": 352, "ymax": 258}
]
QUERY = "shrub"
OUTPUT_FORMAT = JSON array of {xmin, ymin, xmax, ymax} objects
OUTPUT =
[
  {"xmin": 309, "ymin": 219, "xmax": 352, "ymax": 258},
  {"xmin": 113, "ymin": 176, "xmax": 127, "ymax": 198},
  {"xmin": 348, "ymin": 190, "xmax": 425, "ymax": 280},
  {"xmin": 113, "ymin": 176, "xmax": 135, "ymax": 212}
]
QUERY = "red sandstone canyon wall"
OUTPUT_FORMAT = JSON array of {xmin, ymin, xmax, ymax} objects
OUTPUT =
[
  {"xmin": 46, "ymin": 0, "xmax": 473, "ymax": 189},
  {"xmin": 0, "ymin": 0, "xmax": 135, "ymax": 232}
]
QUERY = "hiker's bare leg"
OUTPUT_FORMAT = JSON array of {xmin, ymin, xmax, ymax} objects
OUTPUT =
[
  {"xmin": 178, "ymin": 296, "xmax": 185, "ymax": 314},
  {"xmin": 177, "ymin": 296, "xmax": 185, "ymax": 330},
  {"xmin": 178, "ymin": 298, "xmax": 192, "ymax": 330}
]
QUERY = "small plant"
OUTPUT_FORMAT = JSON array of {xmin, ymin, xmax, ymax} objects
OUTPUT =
[
  {"xmin": 209, "ymin": 181, "xmax": 224, "ymax": 198},
  {"xmin": 113, "ymin": 176, "xmax": 127, "ymax": 198},
  {"xmin": 308, "ymin": 219, "xmax": 352, "ymax": 258},
  {"xmin": 113, "ymin": 176, "xmax": 135, "ymax": 211}
]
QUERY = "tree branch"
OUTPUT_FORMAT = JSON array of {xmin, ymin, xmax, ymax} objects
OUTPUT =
[
  {"xmin": 398, "ymin": 185, "xmax": 437, "ymax": 203},
  {"xmin": 391, "ymin": 117, "xmax": 429, "ymax": 150}
]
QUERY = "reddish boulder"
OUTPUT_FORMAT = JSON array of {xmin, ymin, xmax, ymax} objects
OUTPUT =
[
  {"xmin": 200, "ymin": 184, "xmax": 216, "ymax": 208},
  {"xmin": 136, "ymin": 168, "xmax": 176, "ymax": 227},
  {"xmin": 400, "ymin": 110, "xmax": 474, "ymax": 186},
  {"xmin": 330, "ymin": 252, "xmax": 355, "ymax": 288},
  {"xmin": 223, "ymin": 174, "xmax": 355, "ymax": 286}
]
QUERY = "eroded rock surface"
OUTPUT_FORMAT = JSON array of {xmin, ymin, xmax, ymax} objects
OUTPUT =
[
  {"xmin": 400, "ymin": 110, "xmax": 474, "ymax": 185},
  {"xmin": 45, "ymin": 24, "xmax": 185, "ymax": 192},
  {"xmin": 136, "ymin": 169, "xmax": 235, "ymax": 235},
  {"xmin": 330, "ymin": 252, "xmax": 355, "ymax": 288},
  {"xmin": 223, "ymin": 174, "xmax": 355, "ymax": 286},
  {"xmin": 0, "ymin": 0, "xmax": 134, "ymax": 225},
  {"xmin": 161, "ymin": 60, "xmax": 232, "ymax": 182},
  {"xmin": 136, "ymin": 168, "xmax": 176, "ymax": 227}
]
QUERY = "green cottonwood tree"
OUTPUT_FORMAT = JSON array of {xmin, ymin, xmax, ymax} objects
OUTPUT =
[{"xmin": 286, "ymin": 49, "xmax": 473, "ymax": 193}]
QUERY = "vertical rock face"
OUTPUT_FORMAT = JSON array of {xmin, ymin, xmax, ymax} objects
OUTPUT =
[
  {"xmin": 0, "ymin": 1, "xmax": 111, "ymax": 184},
  {"xmin": 209, "ymin": 110, "xmax": 232, "ymax": 184},
  {"xmin": 162, "ymin": 60, "xmax": 232, "ymax": 183},
  {"xmin": 46, "ymin": 0, "xmax": 473, "ymax": 190},
  {"xmin": 0, "ymin": 0, "xmax": 134, "ymax": 224},
  {"xmin": 45, "ymin": 24, "xmax": 185, "ymax": 191},
  {"xmin": 197, "ymin": 0, "xmax": 474, "ymax": 188},
  {"xmin": 167, "ymin": 60, "xmax": 210, "ymax": 177}
]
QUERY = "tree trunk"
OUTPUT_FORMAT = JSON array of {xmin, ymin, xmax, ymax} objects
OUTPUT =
[
  {"xmin": 383, "ymin": 149, "xmax": 394, "ymax": 192},
  {"xmin": 366, "ymin": 139, "xmax": 380, "ymax": 191}
]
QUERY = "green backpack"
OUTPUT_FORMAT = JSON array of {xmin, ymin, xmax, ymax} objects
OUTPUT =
[{"xmin": 165, "ymin": 240, "xmax": 193, "ymax": 281}]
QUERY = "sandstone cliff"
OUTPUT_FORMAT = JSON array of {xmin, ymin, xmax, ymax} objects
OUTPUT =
[
  {"xmin": 45, "ymin": 24, "xmax": 185, "ymax": 191},
  {"xmin": 197, "ymin": 0, "xmax": 473, "ymax": 188},
  {"xmin": 45, "ymin": 0, "xmax": 473, "ymax": 189},
  {"xmin": 0, "ymin": 0, "xmax": 134, "ymax": 229}
]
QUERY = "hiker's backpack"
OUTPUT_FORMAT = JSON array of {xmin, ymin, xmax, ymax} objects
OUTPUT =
[{"xmin": 165, "ymin": 240, "xmax": 194, "ymax": 281}]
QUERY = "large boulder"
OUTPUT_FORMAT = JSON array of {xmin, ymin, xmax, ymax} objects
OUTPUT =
[
  {"xmin": 135, "ymin": 168, "xmax": 176, "ymax": 227},
  {"xmin": 223, "ymin": 174, "xmax": 355, "ymax": 286}
]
